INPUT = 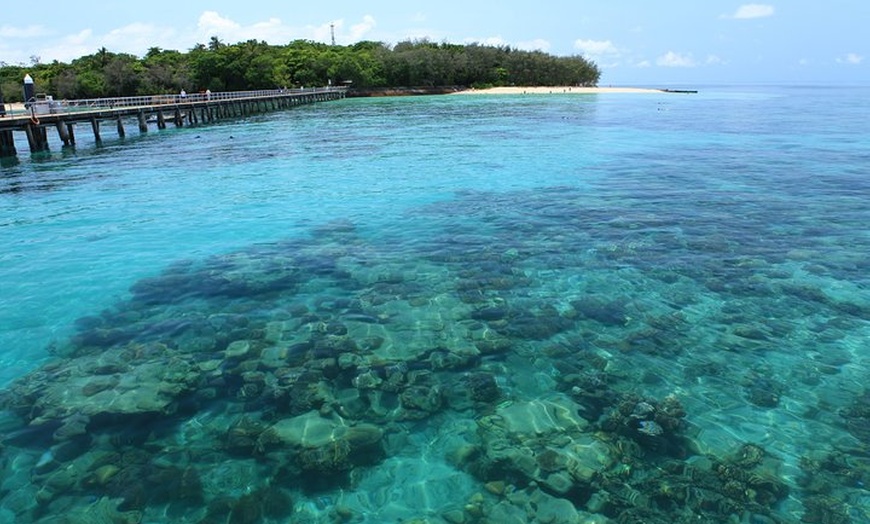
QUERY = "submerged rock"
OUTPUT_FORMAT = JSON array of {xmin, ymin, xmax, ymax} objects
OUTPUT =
[
  {"xmin": 466, "ymin": 373, "xmax": 502, "ymax": 403},
  {"xmin": 224, "ymin": 339, "xmax": 252, "ymax": 359},
  {"xmin": 491, "ymin": 396, "xmax": 589, "ymax": 438},
  {"xmin": 562, "ymin": 435, "xmax": 614, "ymax": 483},
  {"xmin": 399, "ymin": 385, "xmax": 444, "ymax": 415},
  {"xmin": 3, "ymin": 352, "xmax": 200, "ymax": 425},
  {"xmin": 570, "ymin": 296, "xmax": 629, "ymax": 326},
  {"xmin": 257, "ymin": 411, "xmax": 384, "ymax": 471},
  {"xmin": 466, "ymin": 395, "xmax": 609, "ymax": 496},
  {"xmin": 54, "ymin": 496, "xmax": 143, "ymax": 524},
  {"xmin": 600, "ymin": 393, "xmax": 687, "ymax": 456}
]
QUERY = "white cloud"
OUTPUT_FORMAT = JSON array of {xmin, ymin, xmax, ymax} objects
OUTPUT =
[
  {"xmin": 197, "ymin": 11, "xmax": 240, "ymax": 34},
  {"xmin": 516, "ymin": 39, "xmax": 551, "ymax": 52},
  {"xmin": 303, "ymin": 16, "xmax": 378, "ymax": 45},
  {"xmin": 349, "ymin": 15, "xmax": 376, "ymax": 41},
  {"xmin": 196, "ymin": 11, "xmax": 295, "ymax": 43},
  {"xmin": 249, "ymin": 18, "xmax": 287, "ymax": 39},
  {"xmin": 103, "ymin": 23, "xmax": 178, "ymax": 54},
  {"xmin": 836, "ymin": 53, "xmax": 863, "ymax": 65},
  {"xmin": 706, "ymin": 54, "xmax": 724, "ymax": 65},
  {"xmin": 657, "ymin": 51, "xmax": 696, "ymax": 67},
  {"xmin": 1, "ymin": 11, "xmax": 383, "ymax": 65},
  {"xmin": 35, "ymin": 29, "xmax": 95, "ymax": 64},
  {"xmin": 191, "ymin": 11, "xmax": 380, "ymax": 47},
  {"xmin": 574, "ymin": 39, "xmax": 619, "ymax": 57},
  {"xmin": 730, "ymin": 4, "xmax": 775, "ymax": 19},
  {"xmin": 311, "ymin": 22, "xmax": 336, "ymax": 44},
  {"xmin": 0, "ymin": 24, "xmax": 51, "ymax": 39},
  {"xmin": 574, "ymin": 39, "xmax": 622, "ymax": 67}
]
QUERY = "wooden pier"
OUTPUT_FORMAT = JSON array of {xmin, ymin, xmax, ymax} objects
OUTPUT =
[{"xmin": 0, "ymin": 87, "xmax": 346, "ymax": 158}]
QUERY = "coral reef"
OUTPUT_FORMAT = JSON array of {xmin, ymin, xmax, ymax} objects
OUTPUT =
[{"xmin": 2, "ymin": 184, "xmax": 868, "ymax": 523}]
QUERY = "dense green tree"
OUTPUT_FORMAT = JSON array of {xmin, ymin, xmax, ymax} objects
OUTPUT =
[
  {"xmin": 141, "ymin": 48, "xmax": 190, "ymax": 94},
  {"xmin": 0, "ymin": 38, "xmax": 600, "ymax": 101},
  {"xmin": 103, "ymin": 55, "xmax": 142, "ymax": 96}
]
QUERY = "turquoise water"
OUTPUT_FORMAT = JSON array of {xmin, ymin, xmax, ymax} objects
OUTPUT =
[{"xmin": 1, "ymin": 87, "xmax": 868, "ymax": 523}]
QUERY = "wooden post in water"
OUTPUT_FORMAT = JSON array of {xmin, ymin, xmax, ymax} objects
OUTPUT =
[
  {"xmin": 24, "ymin": 124, "xmax": 49, "ymax": 152},
  {"xmin": 56, "ymin": 120, "xmax": 71, "ymax": 146},
  {"xmin": 91, "ymin": 117, "xmax": 101, "ymax": 143},
  {"xmin": 0, "ymin": 88, "xmax": 346, "ymax": 160},
  {"xmin": 24, "ymin": 124, "xmax": 38, "ymax": 152},
  {"xmin": 0, "ymin": 130, "xmax": 17, "ymax": 157}
]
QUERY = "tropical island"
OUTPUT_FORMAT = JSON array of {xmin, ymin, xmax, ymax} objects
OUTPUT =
[{"xmin": 0, "ymin": 38, "xmax": 601, "ymax": 101}]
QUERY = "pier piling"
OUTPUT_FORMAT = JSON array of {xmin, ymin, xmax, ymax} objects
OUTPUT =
[
  {"xmin": 56, "ymin": 120, "xmax": 71, "ymax": 146},
  {"xmin": 0, "ymin": 87, "xmax": 346, "ymax": 158},
  {"xmin": 0, "ymin": 130, "xmax": 16, "ymax": 157},
  {"xmin": 91, "ymin": 118, "xmax": 101, "ymax": 143}
]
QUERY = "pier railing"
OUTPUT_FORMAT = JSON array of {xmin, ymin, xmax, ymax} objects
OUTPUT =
[
  {"xmin": 0, "ymin": 87, "xmax": 347, "ymax": 158},
  {"xmin": 3, "ymin": 87, "xmax": 345, "ymax": 118}
]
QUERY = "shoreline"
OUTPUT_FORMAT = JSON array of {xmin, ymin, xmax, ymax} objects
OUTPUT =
[
  {"xmin": 453, "ymin": 86, "xmax": 668, "ymax": 95},
  {"xmin": 0, "ymin": 85, "xmax": 682, "ymax": 118},
  {"xmin": 1, "ymin": 86, "xmax": 674, "ymax": 113}
]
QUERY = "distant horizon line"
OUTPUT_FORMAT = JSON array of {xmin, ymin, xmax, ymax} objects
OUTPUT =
[{"xmin": 607, "ymin": 82, "xmax": 870, "ymax": 88}]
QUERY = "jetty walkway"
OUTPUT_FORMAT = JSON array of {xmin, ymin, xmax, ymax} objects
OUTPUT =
[{"xmin": 0, "ymin": 87, "xmax": 347, "ymax": 158}]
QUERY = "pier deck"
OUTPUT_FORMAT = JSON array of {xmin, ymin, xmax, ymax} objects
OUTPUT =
[{"xmin": 0, "ymin": 87, "xmax": 346, "ymax": 158}]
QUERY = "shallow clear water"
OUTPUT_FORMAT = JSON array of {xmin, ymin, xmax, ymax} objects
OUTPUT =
[{"xmin": 1, "ymin": 87, "xmax": 868, "ymax": 523}]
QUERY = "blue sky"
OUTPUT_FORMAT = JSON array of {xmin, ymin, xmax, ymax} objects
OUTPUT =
[{"xmin": 1, "ymin": 1, "xmax": 867, "ymax": 85}]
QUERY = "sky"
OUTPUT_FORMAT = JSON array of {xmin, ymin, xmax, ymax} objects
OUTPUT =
[{"xmin": 1, "ymin": 1, "xmax": 867, "ymax": 86}]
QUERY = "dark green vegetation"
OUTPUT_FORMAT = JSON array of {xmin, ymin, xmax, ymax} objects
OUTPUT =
[{"xmin": 0, "ymin": 38, "xmax": 600, "ymax": 101}]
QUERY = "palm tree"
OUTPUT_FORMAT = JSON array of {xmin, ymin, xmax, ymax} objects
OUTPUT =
[{"xmin": 208, "ymin": 37, "xmax": 224, "ymax": 51}]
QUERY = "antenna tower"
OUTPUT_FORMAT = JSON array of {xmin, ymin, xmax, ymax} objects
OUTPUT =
[{"xmin": 330, "ymin": 23, "xmax": 336, "ymax": 46}]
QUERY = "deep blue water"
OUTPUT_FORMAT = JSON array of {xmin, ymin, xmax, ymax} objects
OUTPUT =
[{"xmin": 0, "ymin": 87, "xmax": 868, "ymax": 523}]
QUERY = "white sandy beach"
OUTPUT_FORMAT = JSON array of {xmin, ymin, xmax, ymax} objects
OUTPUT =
[{"xmin": 454, "ymin": 86, "xmax": 664, "ymax": 95}]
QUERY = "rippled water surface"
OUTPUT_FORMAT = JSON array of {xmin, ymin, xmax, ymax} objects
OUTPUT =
[{"xmin": 1, "ymin": 87, "xmax": 868, "ymax": 523}]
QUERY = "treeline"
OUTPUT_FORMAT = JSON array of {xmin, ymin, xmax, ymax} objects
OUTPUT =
[{"xmin": 0, "ymin": 39, "xmax": 599, "ymax": 101}]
